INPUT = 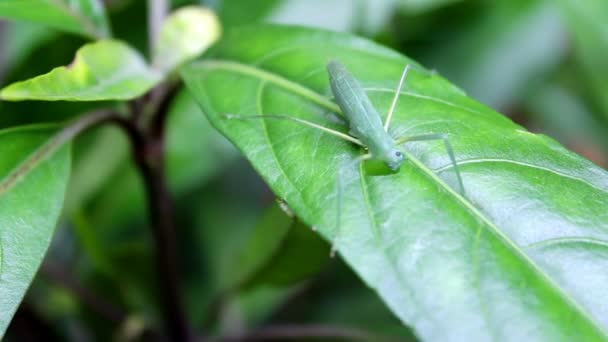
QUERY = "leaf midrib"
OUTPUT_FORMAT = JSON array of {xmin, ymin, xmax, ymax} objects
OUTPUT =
[
  {"xmin": 195, "ymin": 58, "xmax": 606, "ymax": 333},
  {"xmin": 404, "ymin": 151, "xmax": 605, "ymax": 334}
]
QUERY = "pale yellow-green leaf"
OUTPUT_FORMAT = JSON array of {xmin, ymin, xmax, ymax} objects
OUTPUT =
[
  {"xmin": 0, "ymin": 40, "xmax": 162, "ymax": 102},
  {"xmin": 153, "ymin": 6, "xmax": 221, "ymax": 73}
]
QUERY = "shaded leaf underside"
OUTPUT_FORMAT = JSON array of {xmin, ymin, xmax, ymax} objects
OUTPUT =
[{"xmin": 182, "ymin": 26, "xmax": 608, "ymax": 341}]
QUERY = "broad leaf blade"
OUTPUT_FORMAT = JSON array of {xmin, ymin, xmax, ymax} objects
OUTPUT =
[
  {"xmin": 181, "ymin": 25, "xmax": 608, "ymax": 340},
  {"xmin": 0, "ymin": 125, "xmax": 71, "ymax": 337},
  {"xmin": 152, "ymin": 6, "xmax": 221, "ymax": 73},
  {"xmin": 0, "ymin": 0, "xmax": 110, "ymax": 39},
  {"xmin": 0, "ymin": 40, "xmax": 161, "ymax": 102}
]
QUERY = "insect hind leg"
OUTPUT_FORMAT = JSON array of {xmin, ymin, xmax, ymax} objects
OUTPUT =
[
  {"xmin": 384, "ymin": 64, "xmax": 438, "ymax": 132},
  {"xmin": 223, "ymin": 113, "xmax": 363, "ymax": 146},
  {"xmin": 384, "ymin": 64, "xmax": 411, "ymax": 132},
  {"xmin": 395, "ymin": 133, "xmax": 465, "ymax": 195}
]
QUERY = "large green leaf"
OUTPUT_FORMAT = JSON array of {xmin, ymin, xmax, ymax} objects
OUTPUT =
[
  {"xmin": 0, "ymin": 125, "xmax": 71, "ymax": 337},
  {"xmin": 0, "ymin": 0, "xmax": 110, "ymax": 39},
  {"xmin": 181, "ymin": 25, "xmax": 608, "ymax": 340},
  {"xmin": 0, "ymin": 40, "xmax": 161, "ymax": 102},
  {"xmin": 556, "ymin": 0, "xmax": 608, "ymax": 118}
]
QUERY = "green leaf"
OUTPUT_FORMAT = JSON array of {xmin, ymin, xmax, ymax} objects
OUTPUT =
[
  {"xmin": 222, "ymin": 202, "xmax": 328, "ymax": 291},
  {"xmin": 246, "ymin": 218, "xmax": 328, "ymax": 288},
  {"xmin": 0, "ymin": 0, "xmax": 110, "ymax": 39},
  {"xmin": 181, "ymin": 25, "xmax": 608, "ymax": 340},
  {"xmin": 397, "ymin": 0, "xmax": 462, "ymax": 14},
  {"xmin": 3, "ymin": 22, "xmax": 58, "ymax": 72},
  {"xmin": 215, "ymin": 0, "xmax": 282, "ymax": 25},
  {"xmin": 0, "ymin": 125, "xmax": 71, "ymax": 337},
  {"xmin": 0, "ymin": 40, "xmax": 161, "ymax": 102},
  {"xmin": 153, "ymin": 6, "xmax": 221, "ymax": 73},
  {"xmin": 218, "ymin": 202, "xmax": 292, "ymax": 290},
  {"xmin": 524, "ymin": 82, "xmax": 608, "ymax": 160},
  {"xmin": 556, "ymin": 0, "xmax": 608, "ymax": 117},
  {"xmin": 426, "ymin": 0, "xmax": 566, "ymax": 109}
]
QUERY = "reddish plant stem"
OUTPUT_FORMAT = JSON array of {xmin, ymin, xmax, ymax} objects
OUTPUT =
[{"xmin": 128, "ymin": 85, "xmax": 193, "ymax": 342}]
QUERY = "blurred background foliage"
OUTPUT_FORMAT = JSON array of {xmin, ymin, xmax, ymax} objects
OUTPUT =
[{"xmin": 1, "ymin": 0, "xmax": 606, "ymax": 340}]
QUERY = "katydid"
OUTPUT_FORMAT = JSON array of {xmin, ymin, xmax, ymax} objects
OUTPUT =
[{"xmin": 225, "ymin": 60, "xmax": 464, "ymax": 255}]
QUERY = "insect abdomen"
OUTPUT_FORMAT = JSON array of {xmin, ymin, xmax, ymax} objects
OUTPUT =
[{"xmin": 327, "ymin": 60, "xmax": 392, "ymax": 151}]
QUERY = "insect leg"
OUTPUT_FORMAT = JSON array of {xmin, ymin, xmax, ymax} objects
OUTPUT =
[
  {"xmin": 224, "ymin": 114, "xmax": 363, "ymax": 146},
  {"xmin": 395, "ymin": 133, "xmax": 465, "ymax": 195},
  {"xmin": 384, "ymin": 64, "xmax": 438, "ymax": 132},
  {"xmin": 332, "ymin": 153, "xmax": 371, "ymax": 257},
  {"xmin": 384, "ymin": 64, "xmax": 411, "ymax": 132}
]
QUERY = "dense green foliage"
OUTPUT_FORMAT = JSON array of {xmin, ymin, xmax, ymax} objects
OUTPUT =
[{"xmin": 0, "ymin": 0, "xmax": 607, "ymax": 341}]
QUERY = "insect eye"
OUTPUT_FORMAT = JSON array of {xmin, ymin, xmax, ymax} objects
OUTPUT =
[{"xmin": 395, "ymin": 151, "xmax": 402, "ymax": 158}]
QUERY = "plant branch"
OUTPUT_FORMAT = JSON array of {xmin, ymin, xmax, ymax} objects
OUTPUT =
[
  {"xmin": 150, "ymin": 83, "xmax": 179, "ymax": 138},
  {"xmin": 128, "ymin": 86, "xmax": 193, "ymax": 342}
]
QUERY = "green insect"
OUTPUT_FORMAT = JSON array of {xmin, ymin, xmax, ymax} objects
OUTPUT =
[{"xmin": 226, "ymin": 60, "xmax": 464, "ymax": 254}]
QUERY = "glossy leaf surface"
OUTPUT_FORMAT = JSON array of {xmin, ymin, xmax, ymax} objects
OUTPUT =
[
  {"xmin": 0, "ymin": 40, "xmax": 161, "ymax": 102},
  {"xmin": 0, "ymin": 0, "xmax": 110, "ymax": 38},
  {"xmin": 182, "ymin": 25, "xmax": 608, "ymax": 340},
  {"xmin": 0, "ymin": 125, "xmax": 71, "ymax": 337}
]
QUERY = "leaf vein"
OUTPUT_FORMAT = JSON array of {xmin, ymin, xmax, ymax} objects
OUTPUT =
[
  {"xmin": 524, "ymin": 237, "xmax": 608, "ymax": 250},
  {"xmin": 255, "ymin": 80, "xmax": 310, "ymax": 220},
  {"xmin": 434, "ymin": 158, "xmax": 608, "ymax": 193}
]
